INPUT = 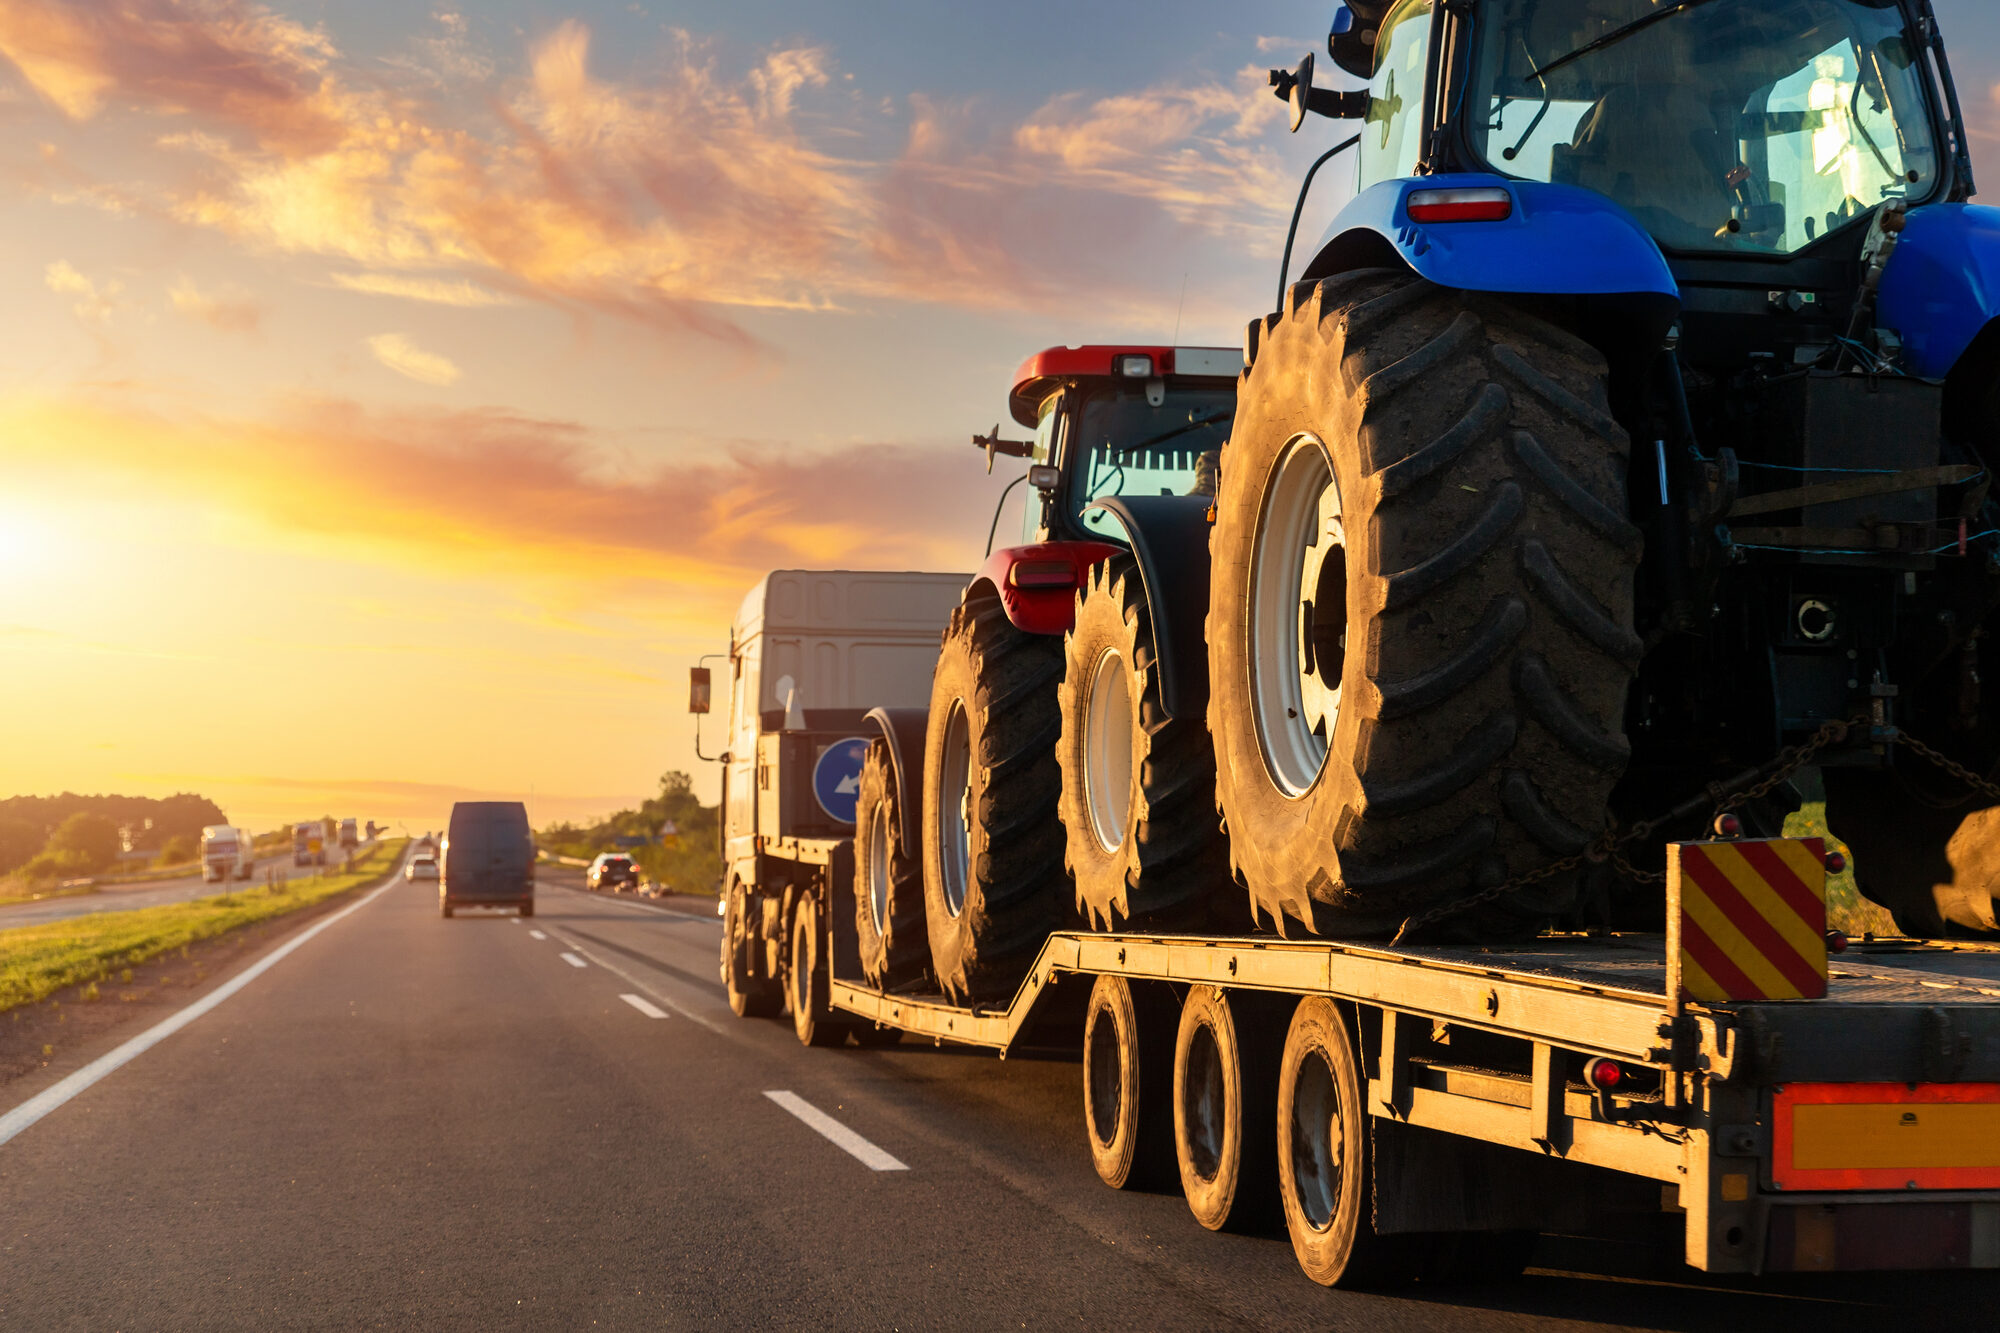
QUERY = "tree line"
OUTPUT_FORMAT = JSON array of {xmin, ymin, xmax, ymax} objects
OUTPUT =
[
  {"xmin": 0, "ymin": 792, "xmax": 228, "ymax": 882},
  {"xmin": 539, "ymin": 771, "xmax": 721, "ymax": 896}
]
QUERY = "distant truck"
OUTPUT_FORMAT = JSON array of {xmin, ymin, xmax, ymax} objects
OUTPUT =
[
  {"xmin": 292, "ymin": 822, "xmax": 325, "ymax": 867},
  {"xmin": 439, "ymin": 801, "xmax": 535, "ymax": 918},
  {"xmin": 200, "ymin": 825, "xmax": 253, "ymax": 883},
  {"xmin": 338, "ymin": 818, "xmax": 359, "ymax": 849}
]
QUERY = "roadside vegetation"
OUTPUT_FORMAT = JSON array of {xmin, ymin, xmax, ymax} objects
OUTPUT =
[
  {"xmin": 0, "ymin": 838, "xmax": 409, "ymax": 1014},
  {"xmin": 540, "ymin": 771, "xmax": 720, "ymax": 897}
]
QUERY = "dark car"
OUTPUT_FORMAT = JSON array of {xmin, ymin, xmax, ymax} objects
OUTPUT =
[
  {"xmin": 440, "ymin": 801, "xmax": 535, "ymax": 918},
  {"xmin": 587, "ymin": 853, "xmax": 641, "ymax": 893}
]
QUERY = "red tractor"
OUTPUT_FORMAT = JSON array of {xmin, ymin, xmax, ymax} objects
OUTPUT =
[{"xmin": 853, "ymin": 345, "xmax": 1241, "ymax": 1001}]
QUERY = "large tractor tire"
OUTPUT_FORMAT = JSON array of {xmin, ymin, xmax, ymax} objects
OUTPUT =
[
  {"xmin": 854, "ymin": 740, "xmax": 930, "ymax": 987},
  {"xmin": 1210, "ymin": 270, "xmax": 1641, "ymax": 938},
  {"xmin": 1058, "ymin": 556, "xmax": 1229, "ymax": 931},
  {"xmin": 921, "ymin": 596, "xmax": 1069, "ymax": 1003}
]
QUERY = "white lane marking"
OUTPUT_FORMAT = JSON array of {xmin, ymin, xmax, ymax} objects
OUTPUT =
[
  {"xmin": 528, "ymin": 930, "xmax": 548, "ymax": 940},
  {"xmin": 619, "ymin": 993, "xmax": 669, "ymax": 1019},
  {"xmin": 763, "ymin": 1091, "xmax": 908, "ymax": 1172},
  {"xmin": 510, "ymin": 917, "xmax": 521, "ymax": 926},
  {"xmin": 559, "ymin": 952, "xmax": 587, "ymax": 968},
  {"xmin": 0, "ymin": 876, "xmax": 400, "ymax": 1150},
  {"xmin": 547, "ymin": 931, "xmax": 723, "ymax": 1034}
]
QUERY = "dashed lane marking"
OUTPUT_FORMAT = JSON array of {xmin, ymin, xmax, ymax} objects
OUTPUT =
[
  {"xmin": 619, "ymin": 993, "xmax": 669, "ymax": 1019},
  {"xmin": 528, "ymin": 930, "xmax": 548, "ymax": 940},
  {"xmin": 763, "ymin": 1091, "xmax": 908, "ymax": 1172},
  {"xmin": 546, "ymin": 930, "xmax": 723, "ymax": 1034},
  {"xmin": 0, "ymin": 875, "xmax": 401, "ymax": 1150},
  {"xmin": 559, "ymin": 952, "xmax": 587, "ymax": 968}
]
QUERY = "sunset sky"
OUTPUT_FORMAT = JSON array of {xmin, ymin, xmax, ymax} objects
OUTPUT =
[{"xmin": 3, "ymin": 0, "xmax": 1997, "ymax": 834}]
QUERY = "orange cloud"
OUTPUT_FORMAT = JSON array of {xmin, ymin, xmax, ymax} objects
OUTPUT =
[
  {"xmin": 4, "ymin": 5, "xmax": 1292, "ymax": 341},
  {"xmin": 168, "ymin": 275, "xmax": 262, "ymax": 332},
  {"xmin": 0, "ymin": 0, "xmax": 341, "ymax": 150},
  {"xmin": 3, "ymin": 391, "xmax": 993, "ymax": 618}
]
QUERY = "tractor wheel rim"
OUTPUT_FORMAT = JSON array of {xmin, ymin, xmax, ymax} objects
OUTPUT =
[
  {"xmin": 1250, "ymin": 436, "xmax": 1343, "ymax": 798},
  {"xmin": 939, "ymin": 699, "xmax": 972, "ymax": 918},
  {"xmin": 867, "ymin": 806, "xmax": 892, "ymax": 935},
  {"xmin": 1084, "ymin": 647, "xmax": 1137, "ymax": 854},
  {"xmin": 1289, "ymin": 1047, "xmax": 1343, "ymax": 1232}
]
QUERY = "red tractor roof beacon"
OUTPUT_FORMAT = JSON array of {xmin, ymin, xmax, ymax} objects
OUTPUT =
[{"xmin": 1008, "ymin": 345, "xmax": 1242, "ymax": 427}]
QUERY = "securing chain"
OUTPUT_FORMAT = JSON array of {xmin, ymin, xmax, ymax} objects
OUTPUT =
[
  {"xmin": 1886, "ymin": 728, "xmax": 2000, "ymax": 805},
  {"xmin": 1388, "ymin": 715, "xmax": 1857, "ymax": 944}
]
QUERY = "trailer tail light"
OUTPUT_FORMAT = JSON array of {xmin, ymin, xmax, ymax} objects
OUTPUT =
[
  {"xmin": 1825, "ymin": 850, "xmax": 1847, "ymax": 874},
  {"xmin": 1584, "ymin": 1058, "xmax": 1623, "ymax": 1090},
  {"xmin": 1406, "ymin": 187, "xmax": 1512, "ymax": 224},
  {"xmin": 1116, "ymin": 354, "xmax": 1154, "ymax": 378},
  {"xmin": 1009, "ymin": 560, "xmax": 1077, "ymax": 590},
  {"xmin": 1826, "ymin": 930, "xmax": 1849, "ymax": 953}
]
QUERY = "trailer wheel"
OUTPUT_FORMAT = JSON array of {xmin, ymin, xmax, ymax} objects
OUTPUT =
[
  {"xmin": 723, "ymin": 879, "xmax": 782, "ymax": 1019},
  {"xmin": 1059, "ymin": 556, "xmax": 1228, "ymax": 930},
  {"xmin": 1174, "ymin": 986, "xmax": 1280, "ymax": 1231},
  {"xmin": 1083, "ymin": 975, "xmax": 1176, "ymax": 1189},
  {"xmin": 922, "ymin": 596, "xmax": 1068, "ymax": 1003},
  {"xmin": 1277, "ymin": 996, "xmax": 1419, "ymax": 1286},
  {"xmin": 519, "ymin": 900, "xmax": 534, "ymax": 919},
  {"xmin": 1210, "ymin": 271, "xmax": 1638, "ymax": 938},
  {"xmin": 855, "ymin": 740, "xmax": 930, "ymax": 987},
  {"xmin": 789, "ymin": 897, "xmax": 850, "ymax": 1048}
]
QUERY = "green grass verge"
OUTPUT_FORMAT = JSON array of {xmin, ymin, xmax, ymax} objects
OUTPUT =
[
  {"xmin": 0, "ymin": 839, "xmax": 409, "ymax": 1013},
  {"xmin": 1782, "ymin": 802, "xmax": 1899, "ymax": 938}
]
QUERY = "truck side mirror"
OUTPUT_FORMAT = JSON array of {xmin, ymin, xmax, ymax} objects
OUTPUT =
[{"xmin": 689, "ymin": 666, "xmax": 712, "ymax": 714}]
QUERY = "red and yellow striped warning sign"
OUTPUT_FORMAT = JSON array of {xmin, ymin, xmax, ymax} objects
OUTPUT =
[{"xmin": 1667, "ymin": 838, "xmax": 1828, "ymax": 1003}]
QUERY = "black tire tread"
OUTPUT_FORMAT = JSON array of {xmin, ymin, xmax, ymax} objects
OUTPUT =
[{"xmin": 854, "ymin": 741, "xmax": 929, "ymax": 989}]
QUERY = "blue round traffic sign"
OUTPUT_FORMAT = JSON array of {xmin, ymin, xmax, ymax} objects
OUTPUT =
[{"xmin": 813, "ymin": 737, "xmax": 870, "ymax": 824}]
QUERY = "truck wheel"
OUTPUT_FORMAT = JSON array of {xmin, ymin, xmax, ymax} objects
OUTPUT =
[
  {"xmin": 1083, "ymin": 975, "xmax": 1176, "ymax": 1190},
  {"xmin": 1210, "ymin": 270, "xmax": 1639, "ymax": 938},
  {"xmin": 855, "ymin": 741, "xmax": 929, "ymax": 987},
  {"xmin": 519, "ymin": 901, "xmax": 534, "ymax": 918},
  {"xmin": 788, "ymin": 897, "xmax": 850, "ymax": 1048},
  {"xmin": 922, "ymin": 597, "xmax": 1068, "ymax": 1003},
  {"xmin": 1173, "ymin": 986, "xmax": 1280, "ymax": 1231},
  {"xmin": 1059, "ymin": 556, "xmax": 1228, "ymax": 930},
  {"xmin": 723, "ymin": 879, "xmax": 782, "ymax": 1019},
  {"xmin": 1278, "ymin": 996, "xmax": 1422, "ymax": 1286}
]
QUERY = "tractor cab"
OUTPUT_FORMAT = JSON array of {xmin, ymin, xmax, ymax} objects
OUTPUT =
[
  {"xmin": 991, "ymin": 344, "xmax": 1239, "ymax": 549},
  {"xmin": 970, "ymin": 345, "xmax": 1240, "ymax": 634}
]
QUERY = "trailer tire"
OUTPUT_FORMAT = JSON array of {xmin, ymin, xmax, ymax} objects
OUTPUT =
[
  {"xmin": 922, "ymin": 597, "xmax": 1069, "ymax": 1003},
  {"xmin": 789, "ymin": 897, "xmax": 850, "ymax": 1047},
  {"xmin": 519, "ymin": 900, "xmax": 533, "ymax": 919},
  {"xmin": 855, "ymin": 741, "xmax": 930, "ymax": 987},
  {"xmin": 1060, "ymin": 556, "xmax": 1229, "ymax": 930},
  {"xmin": 724, "ymin": 879, "xmax": 782, "ymax": 1019},
  {"xmin": 1174, "ymin": 986, "xmax": 1281, "ymax": 1231},
  {"xmin": 1209, "ymin": 270, "xmax": 1639, "ymax": 938},
  {"xmin": 1277, "ymin": 996, "xmax": 1419, "ymax": 1286},
  {"xmin": 1083, "ymin": 975, "xmax": 1177, "ymax": 1190}
]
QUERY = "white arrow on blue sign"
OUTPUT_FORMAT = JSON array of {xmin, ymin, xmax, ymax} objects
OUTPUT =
[{"xmin": 812, "ymin": 737, "xmax": 871, "ymax": 824}]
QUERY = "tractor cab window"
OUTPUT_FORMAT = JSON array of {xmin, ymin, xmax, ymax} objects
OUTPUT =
[
  {"xmin": 1470, "ymin": 0, "xmax": 1941, "ymax": 255},
  {"xmin": 1358, "ymin": 0, "xmax": 1435, "ymax": 192},
  {"xmin": 1063, "ymin": 386, "xmax": 1235, "ymax": 542}
]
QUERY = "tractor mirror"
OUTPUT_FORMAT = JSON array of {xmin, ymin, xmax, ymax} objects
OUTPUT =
[
  {"xmin": 1289, "ymin": 53, "xmax": 1315, "ymax": 133},
  {"xmin": 1331, "ymin": 5, "xmax": 1356, "ymax": 37},
  {"xmin": 689, "ymin": 666, "xmax": 712, "ymax": 714},
  {"xmin": 1028, "ymin": 464, "xmax": 1061, "ymax": 491}
]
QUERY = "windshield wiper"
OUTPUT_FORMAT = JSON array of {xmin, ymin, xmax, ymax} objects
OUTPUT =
[
  {"xmin": 1529, "ymin": 0, "xmax": 1731, "ymax": 83},
  {"xmin": 1111, "ymin": 409, "xmax": 1233, "ymax": 458}
]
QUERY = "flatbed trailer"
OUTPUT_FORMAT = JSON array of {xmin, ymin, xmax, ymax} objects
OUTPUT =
[{"xmin": 764, "ymin": 833, "xmax": 2000, "ymax": 1279}]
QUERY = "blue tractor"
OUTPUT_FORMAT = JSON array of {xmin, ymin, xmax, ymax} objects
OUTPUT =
[{"xmin": 1196, "ymin": 0, "xmax": 2000, "ymax": 939}]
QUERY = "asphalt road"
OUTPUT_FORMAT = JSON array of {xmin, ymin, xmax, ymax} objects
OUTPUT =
[
  {"xmin": 3, "ymin": 865, "xmax": 1997, "ymax": 1330},
  {"xmin": 0, "ymin": 848, "xmax": 351, "ymax": 929}
]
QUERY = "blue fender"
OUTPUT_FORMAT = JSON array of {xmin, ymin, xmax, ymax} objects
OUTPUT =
[
  {"xmin": 1081, "ymin": 495, "xmax": 1214, "ymax": 723},
  {"xmin": 1304, "ymin": 174, "xmax": 1679, "ymax": 300},
  {"xmin": 1877, "ymin": 204, "xmax": 2000, "ymax": 380}
]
